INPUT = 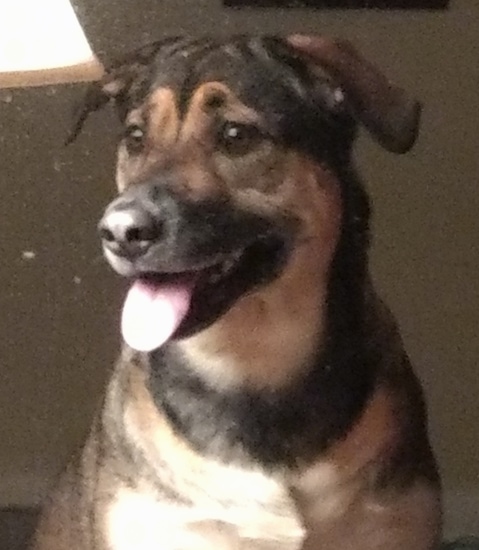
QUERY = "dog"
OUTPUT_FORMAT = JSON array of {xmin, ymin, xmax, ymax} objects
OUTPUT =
[{"xmin": 31, "ymin": 34, "xmax": 442, "ymax": 550}]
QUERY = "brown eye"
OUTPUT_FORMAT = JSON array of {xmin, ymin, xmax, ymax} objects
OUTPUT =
[
  {"xmin": 217, "ymin": 121, "xmax": 263, "ymax": 156},
  {"xmin": 124, "ymin": 124, "xmax": 145, "ymax": 153}
]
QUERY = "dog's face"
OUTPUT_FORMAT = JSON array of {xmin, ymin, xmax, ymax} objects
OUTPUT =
[{"xmin": 71, "ymin": 35, "xmax": 420, "ymax": 363}]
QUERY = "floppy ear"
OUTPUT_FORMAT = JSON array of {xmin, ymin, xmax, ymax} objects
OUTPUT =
[
  {"xmin": 65, "ymin": 79, "xmax": 114, "ymax": 145},
  {"xmin": 65, "ymin": 66, "xmax": 138, "ymax": 145},
  {"xmin": 288, "ymin": 35, "xmax": 421, "ymax": 154},
  {"xmin": 65, "ymin": 40, "xmax": 174, "ymax": 145}
]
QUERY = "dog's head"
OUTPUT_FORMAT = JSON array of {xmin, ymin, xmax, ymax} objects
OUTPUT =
[{"xmin": 70, "ymin": 35, "xmax": 420, "ymax": 360}]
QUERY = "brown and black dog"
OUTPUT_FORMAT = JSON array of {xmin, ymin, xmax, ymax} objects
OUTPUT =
[{"xmin": 32, "ymin": 35, "xmax": 442, "ymax": 550}]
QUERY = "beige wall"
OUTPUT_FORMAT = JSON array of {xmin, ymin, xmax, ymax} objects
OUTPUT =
[{"xmin": 0, "ymin": 0, "xmax": 477, "ymax": 536}]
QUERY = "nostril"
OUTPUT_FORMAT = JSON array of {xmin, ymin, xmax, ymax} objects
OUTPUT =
[
  {"xmin": 125, "ymin": 226, "xmax": 142, "ymax": 243},
  {"xmin": 124, "ymin": 224, "xmax": 160, "ymax": 243},
  {"xmin": 99, "ymin": 227, "xmax": 116, "ymax": 243}
]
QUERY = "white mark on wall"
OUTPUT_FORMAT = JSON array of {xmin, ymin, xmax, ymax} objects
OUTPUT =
[{"xmin": 21, "ymin": 250, "xmax": 36, "ymax": 260}]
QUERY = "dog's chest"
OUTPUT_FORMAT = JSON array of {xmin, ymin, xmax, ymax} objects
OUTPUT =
[{"xmin": 105, "ymin": 464, "xmax": 305, "ymax": 550}]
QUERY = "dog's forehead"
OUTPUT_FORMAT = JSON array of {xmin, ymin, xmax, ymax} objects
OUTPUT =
[
  {"xmin": 143, "ymin": 37, "xmax": 321, "ymax": 114},
  {"xmin": 119, "ymin": 36, "xmax": 352, "ymax": 156}
]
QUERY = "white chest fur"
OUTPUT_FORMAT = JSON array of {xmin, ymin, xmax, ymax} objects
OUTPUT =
[
  {"xmin": 106, "ymin": 465, "xmax": 305, "ymax": 550},
  {"xmin": 112, "ymin": 364, "xmax": 306, "ymax": 549}
]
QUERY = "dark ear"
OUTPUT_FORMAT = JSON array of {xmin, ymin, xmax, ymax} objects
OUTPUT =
[
  {"xmin": 65, "ymin": 40, "xmax": 176, "ymax": 145},
  {"xmin": 288, "ymin": 35, "xmax": 421, "ymax": 154},
  {"xmin": 65, "ymin": 67, "xmax": 135, "ymax": 145}
]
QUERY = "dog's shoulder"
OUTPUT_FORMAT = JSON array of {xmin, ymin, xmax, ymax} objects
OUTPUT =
[{"xmin": 101, "ymin": 352, "xmax": 305, "ymax": 549}]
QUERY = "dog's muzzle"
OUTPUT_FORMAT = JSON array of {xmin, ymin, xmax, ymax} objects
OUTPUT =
[{"xmin": 98, "ymin": 181, "xmax": 294, "ymax": 351}]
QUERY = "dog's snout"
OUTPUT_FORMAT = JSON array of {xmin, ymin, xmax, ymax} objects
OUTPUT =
[{"xmin": 99, "ymin": 204, "xmax": 162, "ymax": 260}]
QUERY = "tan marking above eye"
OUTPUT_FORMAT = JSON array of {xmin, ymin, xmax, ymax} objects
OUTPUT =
[
  {"xmin": 181, "ymin": 81, "xmax": 264, "ymax": 140},
  {"xmin": 146, "ymin": 87, "xmax": 181, "ymax": 148}
]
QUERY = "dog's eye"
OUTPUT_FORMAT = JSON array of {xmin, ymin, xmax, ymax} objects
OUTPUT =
[
  {"xmin": 218, "ymin": 122, "xmax": 263, "ymax": 156},
  {"xmin": 124, "ymin": 125, "xmax": 145, "ymax": 153}
]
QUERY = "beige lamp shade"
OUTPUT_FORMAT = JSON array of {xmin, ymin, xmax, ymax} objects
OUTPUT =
[{"xmin": 0, "ymin": 0, "xmax": 103, "ymax": 88}]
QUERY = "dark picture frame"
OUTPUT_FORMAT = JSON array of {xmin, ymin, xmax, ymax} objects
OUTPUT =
[{"xmin": 224, "ymin": 0, "xmax": 448, "ymax": 9}]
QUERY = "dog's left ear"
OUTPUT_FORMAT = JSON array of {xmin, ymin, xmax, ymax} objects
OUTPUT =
[
  {"xmin": 65, "ymin": 70, "xmax": 130, "ymax": 145},
  {"xmin": 288, "ymin": 35, "xmax": 421, "ymax": 154},
  {"xmin": 65, "ymin": 41, "xmax": 169, "ymax": 145}
]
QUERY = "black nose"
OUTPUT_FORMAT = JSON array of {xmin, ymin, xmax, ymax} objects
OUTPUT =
[{"xmin": 98, "ymin": 204, "xmax": 162, "ymax": 260}]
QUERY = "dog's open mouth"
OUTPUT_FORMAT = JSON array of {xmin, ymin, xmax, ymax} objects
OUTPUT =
[{"xmin": 121, "ymin": 234, "xmax": 289, "ymax": 352}]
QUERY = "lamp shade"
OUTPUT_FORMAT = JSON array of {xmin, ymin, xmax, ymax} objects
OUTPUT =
[{"xmin": 0, "ymin": 0, "xmax": 103, "ymax": 88}]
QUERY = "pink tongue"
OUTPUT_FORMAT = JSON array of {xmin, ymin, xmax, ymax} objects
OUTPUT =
[{"xmin": 121, "ymin": 278, "xmax": 193, "ymax": 352}]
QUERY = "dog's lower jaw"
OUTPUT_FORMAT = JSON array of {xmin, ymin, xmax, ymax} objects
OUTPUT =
[
  {"xmin": 173, "ymin": 228, "xmax": 336, "ymax": 392},
  {"xmin": 175, "ymin": 295, "xmax": 326, "ymax": 392}
]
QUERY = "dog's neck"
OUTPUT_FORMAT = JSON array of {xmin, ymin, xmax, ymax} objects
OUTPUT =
[
  {"xmin": 145, "ymin": 285, "xmax": 379, "ymax": 469},
  {"xmin": 146, "ymin": 333, "xmax": 376, "ymax": 470}
]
